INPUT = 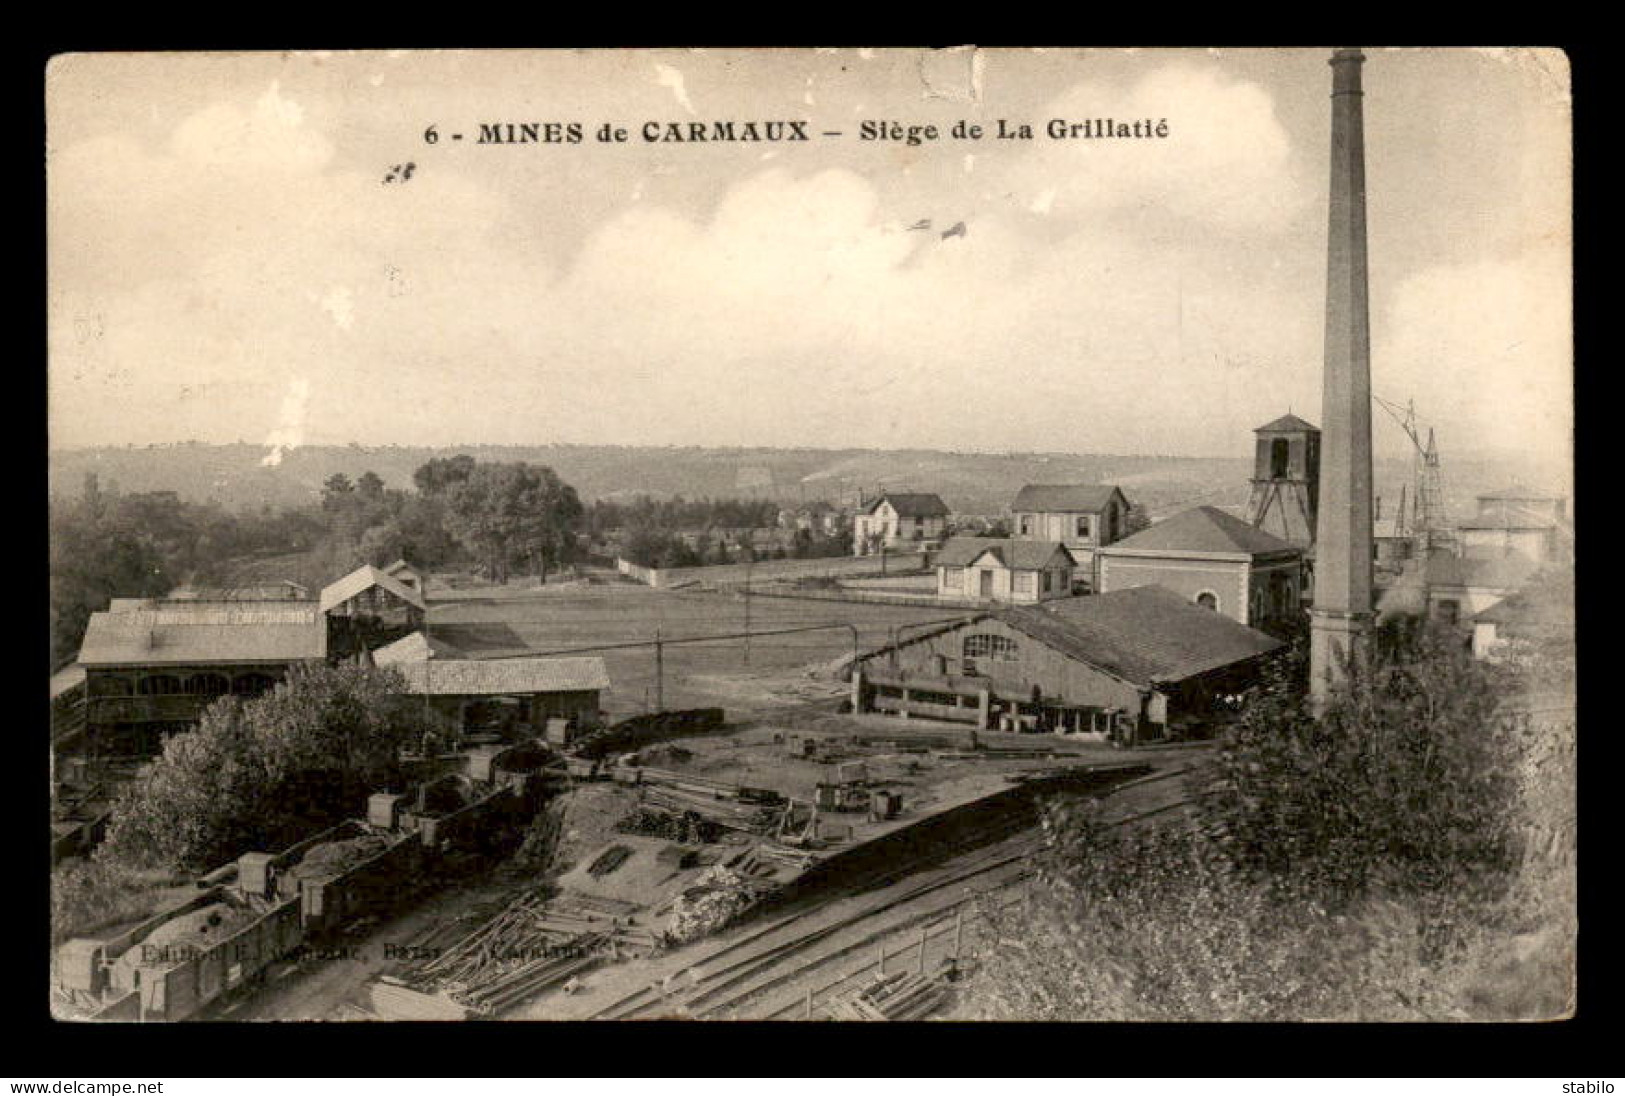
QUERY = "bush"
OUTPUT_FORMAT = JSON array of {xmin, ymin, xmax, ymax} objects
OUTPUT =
[
  {"xmin": 960, "ymin": 628, "xmax": 1569, "ymax": 1021},
  {"xmin": 99, "ymin": 664, "xmax": 429, "ymax": 873}
]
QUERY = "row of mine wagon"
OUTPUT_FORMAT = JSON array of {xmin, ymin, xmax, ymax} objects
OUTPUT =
[{"xmin": 54, "ymin": 741, "xmax": 555, "ymax": 1022}]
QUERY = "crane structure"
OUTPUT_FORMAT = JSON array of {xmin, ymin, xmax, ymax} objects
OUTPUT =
[{"xmin": 1374, "ymin": 395, "xmax": 1456, "ymax": 558}]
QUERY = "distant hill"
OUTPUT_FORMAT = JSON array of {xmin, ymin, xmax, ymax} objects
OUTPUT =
[{"xmin": 47, "ymin": 442, "xmax": 1565, "ymax": 524}]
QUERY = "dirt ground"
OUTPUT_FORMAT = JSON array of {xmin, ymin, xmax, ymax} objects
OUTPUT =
[{"xmin": 422, "ymin": 576, "xmax": 962, "ymax": 717}]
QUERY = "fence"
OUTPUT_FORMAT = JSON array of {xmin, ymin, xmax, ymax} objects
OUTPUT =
[{"xmin": 616, "ymin": 552, "xmax": 931, "ymax": 590}]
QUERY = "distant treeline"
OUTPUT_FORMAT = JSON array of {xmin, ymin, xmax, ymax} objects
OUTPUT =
[{"xmin": 48, "ymin": 456, "xmax": 590, "ymax": 670}]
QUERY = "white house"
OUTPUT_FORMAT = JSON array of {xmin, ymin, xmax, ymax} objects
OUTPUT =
[
  {"xmin": 853, "ymin": 493, "xmax": 951, "ymax": 555},
  {"xmin": 935, "ymin": 537, "xmax": 1076, "ymax": 604}
]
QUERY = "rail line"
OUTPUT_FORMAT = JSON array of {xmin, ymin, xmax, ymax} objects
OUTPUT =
[{"xmin": 582, "ymin": 764, "xmax": 1198, "ymax": 1021}]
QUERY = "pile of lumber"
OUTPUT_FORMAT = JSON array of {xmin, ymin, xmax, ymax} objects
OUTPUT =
[
  {"xmin": 641, "ymin": 786, "xmax": 781, "ymax": 833},
  {"xmin": 400, "ymin": 891, "xmax": 653, "ymax": 1015},
  {"xmin": 825, "ymin": 969, "xmax": 948, "ymax": 1021}
]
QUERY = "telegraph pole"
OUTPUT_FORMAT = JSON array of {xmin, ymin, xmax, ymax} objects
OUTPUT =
[
  {"xmin": 654, "ymin": 626, "xmax": 664, "ymax": 712},
  {"xmin": 743, "ymin": 555, "xmax": 754, "ymax": 667}
]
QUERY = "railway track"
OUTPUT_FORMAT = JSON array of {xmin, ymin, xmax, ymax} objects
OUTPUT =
[{"xmin": 583, "ymin": 763, "xmax": 1198, "ymax": 1021}]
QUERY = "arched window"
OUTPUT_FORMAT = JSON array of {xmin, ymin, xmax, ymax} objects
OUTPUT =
[
  {"xmin": 1195, "ymin": 591, "xmax": 1219, "ymax": 612},
  {"xmin": 188, "ymin": 673, "xmax": 230, "ymax": 696},
  {"xmin": 233, "ymin": 673, "xmax": 277, "ymax": 696},
  {"xmin": 138, "ymin": 674, "xmax": 182, "ymax": 696}
]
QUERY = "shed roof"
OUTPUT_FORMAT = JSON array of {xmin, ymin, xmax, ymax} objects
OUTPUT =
[
  {"xmin": 1102, "ymin": 506, "xmax": 1299, "ymax": 558},
  {"xmin": 77, "ymin": 605, "xmax": 328, "ymax": 667},
  {"xmin": 936, "ymin": 536, "xmax": 1076, "ymax": 571},
  {"xmin": 391, "ymin": 657, "xmax": 610, "ymax": 696},
  {"xmin": 1254, "ymin": 413, "xmax": 1320, "ymax": 434},
  {"xmin": 372, "ymin": 630, "xmax": 463, "ymax": 664},
  {"xmin": 51, "ymin": 664, "xmax": 86, "ymax": 701},
  {"xmin": 319, "ymin": 565, "xmax": 427, "ymax": 614},
  {"xmin": 864, "ymin": 493, "xmax": 950, "ymax": 518},
  {"xmin": 1010, "ymin": 484, "xmax": 1125, "ymax": 514},
  {"xmin": 997, "ymin": 585, "xmax": 1283, "ymax": 687}
]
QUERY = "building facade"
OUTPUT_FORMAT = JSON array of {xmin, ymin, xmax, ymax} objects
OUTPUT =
[
  {"xmin": 934, "ymin": 537, "xmax": 1076, "ymax": 604},
  {"xmin": 850, "ymin": 585, "xmax": 1283, "ymax": 743},
  {"xmin": 853, "ymin": 493, "xmax": 951, "ymax": 555},
  {"xmin": 1009, "ymin": 484, "xmax": 1130, "ymax": 585},
  {"xmin": 74, "ymin": 601, "xmax": 329, "ymax": 757},
  {"xmin": 1096, "ymin": 506, "xmax": 1304, "ymax": 634}
]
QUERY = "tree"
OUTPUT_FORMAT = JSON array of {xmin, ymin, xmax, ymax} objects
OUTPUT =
[
  {"xmin": 412, "ymin": 455, "xmax": 477, "ymax": 496},
  {"xmin": 99, "ymin": 663, "xmax": 427, "ymax": 873},
  {"xmin": 440, "ymin": 462, "xmax": 583, "ymax": 583},
  {"xmin": 356, "ymin": 470, "xmax": 386, "ymax": 499}
]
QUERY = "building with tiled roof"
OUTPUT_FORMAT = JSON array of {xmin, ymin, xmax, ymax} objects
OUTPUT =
[
  {"xmin": 389, "ymin": 657, "xmax": 609, "ymax": 739},
  {"xmin": 933, "ymin": 537, "xmax": 1077, "ymax": 603},
  {"xmin": 1096, "ymin": 506, "xmax": 1306, "ymax": 632},
  {"xmin": 850, "ymin": 585, "xmax": 1283, "ymax": 744}
]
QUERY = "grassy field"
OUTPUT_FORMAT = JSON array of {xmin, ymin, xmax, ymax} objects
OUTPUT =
[{"xmin": 424, "ymin": 578, "xmax": 966, "ymax": 717}]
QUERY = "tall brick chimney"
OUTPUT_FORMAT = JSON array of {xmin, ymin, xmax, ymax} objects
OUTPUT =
[{"xmin": 1309, "ymin": 47, "xmax": 1376, "ymax": 706}]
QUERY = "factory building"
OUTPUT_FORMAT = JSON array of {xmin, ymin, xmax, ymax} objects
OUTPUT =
[
  {"xmin": 934, "ymin": 537, "xmax": 1077, "ymax": 603},
  {"xmin": 74, "ymin": 600, "xmax": 329, "ymax": 757},
  {"xmin": 850, "ymin": 585, "xmax": 1283, "ymax": 744},
  {"xmin": 379, "ymin": 648, "xmax": 609, "ymax": 743},
  {"xmin": 1456, "ymin": 487, "xmax": 1569, "ymax": 565},
  {"xmin": 70, "ymin": 565, "xmax": 431, "ymax": 758},
  {"xmin": 1096, "ymin": 506, "xmax": 1305, "ymax": 634}
]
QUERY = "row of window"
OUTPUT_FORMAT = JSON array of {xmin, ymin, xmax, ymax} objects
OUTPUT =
[
  {"xmin": 1017, "ymin": 514, "xmax": 1094, "ymax": 538},
  {"xmin": 89, "ymin": 672, "xmax": 278, "ymax": 698},
  {"xmin": 942, "ymin": 567, "xmax": 1068, "ymax": 593},
  {"xmin": 963, "ymin": 634, "xmax": 1020, "ymax": 661}
]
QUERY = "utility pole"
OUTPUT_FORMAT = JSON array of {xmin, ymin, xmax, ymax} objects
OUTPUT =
[
  {"xmin": 743, "ymin": 555, "xmax": 753, "ymax": 668},
  {"xmin": 654, "ymin": 626, "xmax": 664, "ymax": 713}
]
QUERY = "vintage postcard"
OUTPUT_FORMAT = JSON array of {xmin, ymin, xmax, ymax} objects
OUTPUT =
[{"xmin": 46, "ymin": 48, "xmax": 1574, "ymax": 1023}]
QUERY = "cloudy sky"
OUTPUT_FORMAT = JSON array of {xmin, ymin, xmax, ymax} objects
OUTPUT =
[{"xmin": 46, "ymin": 48, "xmax": 1570, "ymax": 468}]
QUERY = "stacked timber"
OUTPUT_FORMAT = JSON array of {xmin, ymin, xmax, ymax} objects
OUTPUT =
[
  {"xmin": 401, "ymin": 891, "xmax": 655, "ymax": 1015},
  {"xmin": 825, "ymin": 970, "xmax": 948, "ymax": 1021}
]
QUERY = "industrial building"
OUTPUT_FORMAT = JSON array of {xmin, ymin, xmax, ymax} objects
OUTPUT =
[
  {"xmin": 1244, "ymin": 414, "xmax": 1321, "ymax": 551},
  {"xmin": 850, "ymin": 584, "xmax": 1283, "ymax": 743},
  {"xmin": 378, "ymin": 650, "xmax": 610, "ymax": 742},
  {"xmin": 1096, "ymin": 506, "xmax": 1305, "ymax": 634},
  {"xmin": 69, "ymin": 564, "xmax": 429, "ymax": 757},
  {"xmin": 934, "ymin": 537, "xmax": 1077, "ymax": 603},
  {"xmin": 74, "ymin": 600, "xmax": 330, "ymax": 756},
  {"xmin": 1456, "ymin": 487, "xmax": 1570, "ymax": 564}
]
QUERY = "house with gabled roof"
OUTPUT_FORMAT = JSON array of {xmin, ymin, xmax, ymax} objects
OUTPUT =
[
  {"xmin": 1009, "ymin": 484, "xmax": 1131, "ymax": 581},
  {"xmin": 934, "ymin": 536, "xmax": 1077, "ymax": 603},
  {"xmin": 1096, "ymin": 505, "xmax": 1305, "ymax": 632},
  {"xmin": 852, "ymin": 492, "xmax": 951, "ymax": 555}
]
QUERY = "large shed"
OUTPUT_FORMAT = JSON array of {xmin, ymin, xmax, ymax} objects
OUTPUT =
[
  {"xmin": 74, "ymin": 601, "xmax": 328, "ymax": 756},
  {"xmin": 387, "ymin": 656, "xmax": 610, "ymax": 741},
  {"xmin": 851, "ymin": 585, "xmax": 1282, "ymax": 743}
]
